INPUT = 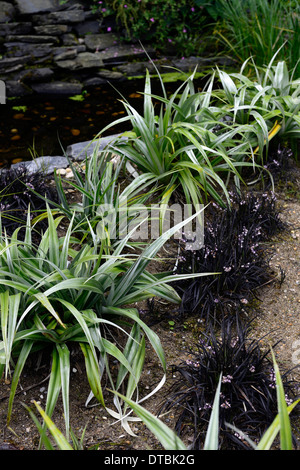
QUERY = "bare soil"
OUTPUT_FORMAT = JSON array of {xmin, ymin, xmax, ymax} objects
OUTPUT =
[{"xmin": 0, "ymin": 164, "xmax": 299, "ymax": 452}]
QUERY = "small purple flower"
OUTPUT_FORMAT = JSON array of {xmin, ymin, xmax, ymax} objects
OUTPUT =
[
  {"xmin": 222, "ymin": 375, "xmax": 233, "ymax": 383},
  {"xmin": 107, "ymin": 27, "xmax": 111, "ymax": 32},
  {"xmin": 191, "ymin": 7, "xmax": 195, "ymax": 12},
  {"xmin": 223, "ymin": 266, "xmax": 232, "ymax": 272},
  {"xmin": 124, "ymin": 4, "xmax": 128, "ymax": 7},
  {"xmin": 204, "ymin": 403, "xmax": 212, "ymax": 409},
  {"xmin": 150, "ymin": 17, "xmax": 155, "ymax": 22},
  {"xmin": 221, "ymin": 400, "xmax": 231, "ymax": 409}
]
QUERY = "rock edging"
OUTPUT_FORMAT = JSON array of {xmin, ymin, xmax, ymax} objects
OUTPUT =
[{"xmin": 8, "ymin": 133, "xmax": 137, "ymax": 177}]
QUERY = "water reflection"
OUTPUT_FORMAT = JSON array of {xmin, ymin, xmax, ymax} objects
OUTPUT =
[{"xmin": 0, "ymin": 81, "xmax": 148, "ymax": 166}]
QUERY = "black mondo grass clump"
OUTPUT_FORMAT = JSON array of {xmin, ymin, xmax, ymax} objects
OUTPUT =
[
  {"xmin": 159, "ymin": 319, "xmax": 298, "ymax": 450},
  {"xmin": 0, "ymin": 165, "xmax": 58, "ymax": 237},
  {"xmin": 173, "ymin": 190, "xmax": 285, "ymax": 322}
]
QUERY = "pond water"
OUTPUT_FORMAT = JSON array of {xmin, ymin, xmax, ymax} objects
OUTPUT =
[{"xmin": 0, "ymin": 77, "xmax": 203, "ymax": 167}]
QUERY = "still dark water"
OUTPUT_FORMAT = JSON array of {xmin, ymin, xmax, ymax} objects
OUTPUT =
[
  {"xmin": 0, "ymin": 80, "xmax": 145, "ymax": 166},
  {"xmin": 0, "ymin": 78, "xmax": 201, "ymax": 166}
]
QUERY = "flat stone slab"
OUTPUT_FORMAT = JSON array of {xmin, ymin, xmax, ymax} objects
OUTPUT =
[
  {"xmin": 66, "ymin": 134, "xmax": 125, "ymax": 161},
  {"xmin": 54, "ymin": 49, "xmax": 78, "ymax": 62},
  {"xmin": 83, "ymin": 76, "xmax": 107, "ymax": 88},
  {"xmin": 55, "ymin": 52, "xmax": 103, "ymax": 70},
  {"xmin": 31, "ymin": 81, "xmax": 83, "ymax": 95},
  {"xmin": 0, "ymin": 22, "xmax": 32, "ymax": 36},
  {"xmin": 11, "ymin": 156, "xmax": 69, "ymax": 175},
  {"xmin": 77, "ymin": 52, "xmax": 104, "ymax": 68},
  {"xmin": 97, "ymin": 69, "xmax": 124, "ymax": 80},
  {"xmin": 0, "ymin": 2, "xmax": 16, "ymax": 22},
  {"xmin": 6, "ymin": 35, "xmax": 60, "ymax": 44},
  {"xmin": 0, "ymin": 63, "xmax": 24, "ymax": 77},
  {"xmin": 34, "ymin": 24, "xmax": 70, "ymax": 36},
  {"xmin": 61, "ymin": 33, "xmax": 78, "ymax": 46},
  {"xmin": 49, "ymin": 10, "xmax": 85, "ymax": 24},
  {"xmin": 84, "ymin": 33, "xmax": 119, "ymax": 52},
  {"xmin": 4, "ymin": 42, "xmax": 54, "ymax": 58},
  {"xmin": 14, "ymin": 0, "xmax": 58, "ymax": 15},
  {"xmin": 31, "ymin": 13, "xmax": 59, "ymax": 25},
  {"xmin": 5, "ymin": 80, "xmax": 32, "ymax": 97},
  {"xmin": 21, "ymin": 67, "xmax": 54, "ymax": 83},
  {"xmin": 0, "ymin": 55, "xmax": 31, "ymax": 71},
  {"xmin": 116, "ymin": 61, "xmax": 159, "ymax": 76},
  {"xmin": 53, "ymin": 45, "xmax": 86, "ymax": 56},
  {"xmin": 98, "ymin": 44, "xmax": 154, "ymax": 63}
]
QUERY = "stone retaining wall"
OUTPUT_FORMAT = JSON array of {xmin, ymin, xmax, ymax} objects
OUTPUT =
[{"xmin": 0, "ymin": 0, "xmax": 232, "ymax": 98}]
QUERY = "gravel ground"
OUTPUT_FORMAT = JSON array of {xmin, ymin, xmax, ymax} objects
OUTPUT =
[{"xmin": 250, "ymin": 197, "xmax": 300, "ymax": 382}]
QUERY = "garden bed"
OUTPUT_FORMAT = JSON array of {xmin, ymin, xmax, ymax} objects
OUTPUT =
[
  {"xmin": 0, "ymin": 37, "xmax": 300, "ymax": 450},
  {"xmin": 0, "ymin": 162, "xmax": 299, "ymax": 451}
]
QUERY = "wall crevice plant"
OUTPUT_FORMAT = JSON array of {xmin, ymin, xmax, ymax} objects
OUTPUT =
[{"xmin": 89, "ymin": 0, "xmax": 209, "ymax": 57}]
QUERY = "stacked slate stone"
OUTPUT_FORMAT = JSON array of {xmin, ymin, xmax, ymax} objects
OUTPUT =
[
  {"xmin": 0, "ymin": 0, "xmax": 155, "ymax": 97},
  {"xmin": 0, "ymin": 0, "xmax": 234, "ymax": 99}
]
